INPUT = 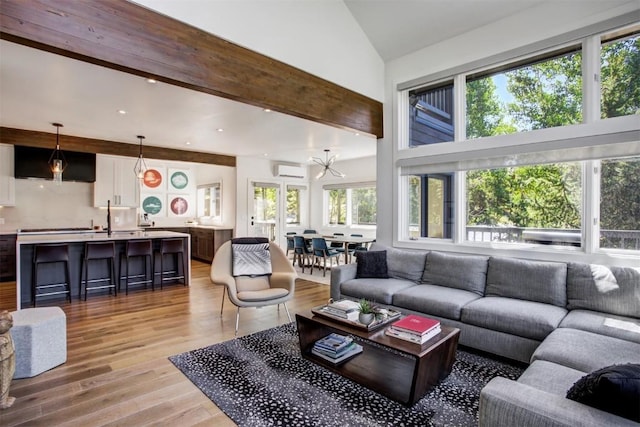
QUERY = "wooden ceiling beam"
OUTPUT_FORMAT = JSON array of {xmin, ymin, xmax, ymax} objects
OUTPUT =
[
  {"xmin": 0, "ymin": 0, "xmax": 383, "ymax": 139},
  {"xmin": 0, "ymin": 127, "xmax": 236, "ymax": 167}
]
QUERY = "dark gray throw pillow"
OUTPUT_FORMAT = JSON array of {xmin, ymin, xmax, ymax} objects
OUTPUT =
[
  {"xmin": 356, "ymin": 250, "xmax": 388, "ymax": 279},
  {"xmin": 566, "ymin": 363, "xmax": 640, "ymax": 422}
]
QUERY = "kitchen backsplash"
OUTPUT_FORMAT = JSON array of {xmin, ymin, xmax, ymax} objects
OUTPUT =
[{"xmin": 0, "ymin": 179, "xmax": 138, "ymax": 231}]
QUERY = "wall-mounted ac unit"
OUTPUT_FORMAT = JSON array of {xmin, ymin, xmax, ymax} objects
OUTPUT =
[{"xmin": 275, "ymin": 164, "xmax": 306, "ymax": 179}]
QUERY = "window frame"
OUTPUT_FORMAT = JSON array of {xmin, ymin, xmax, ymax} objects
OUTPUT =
[
  {"xmin": 395, "ymin": 22, "xmax": 640, "ymax": 260},
  {"xmin": 323, "ymin": 181, "xmax": 377, "ymax": 229}
]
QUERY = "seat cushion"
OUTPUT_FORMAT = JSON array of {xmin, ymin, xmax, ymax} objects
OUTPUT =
[
  {"xmin": 235, "ymin": 275, "xmax": 271, "ymax": 292},
  {"xmin": 339, "ymin": 278, "xmax": 416, "ymax": 305},
  {"xmin": 393, "ymin": 284, "xmax": 481, "ymax": 320},
  {"xmin": 422, "ymin": 251, "xmax": 488, "ymax": 296},
  {"xmin": 560, "ymin": 309, "xmax": 640, "ymax": 344},
  {"xmin": 461, "ymin": 297, "xmax": 567, "ymax": 341},
  {"xmin": 567, "ymin": 262, "xmax": 640, "ymax": 318},
  {"xmin": 237, "ymin": 287, "xmax": 289, "ymax": 302},
  {"xmin": 532, "ymin": 328, "xmax": 640, "ymax": 373},
  {"xmin": 518, "ymin": 360, "xmax": 587, "ymax": 396},
  {"xmin": 486, "ymin": 257, "xmax": 567, "ymax": 307}
]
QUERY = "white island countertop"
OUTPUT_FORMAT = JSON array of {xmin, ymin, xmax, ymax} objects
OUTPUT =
[{"xmin": 17, "ymin": 230, "xmax": 189, "ymax": 245}]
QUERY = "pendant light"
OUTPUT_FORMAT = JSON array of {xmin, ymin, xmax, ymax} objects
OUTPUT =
[
  {"xmin": 312, "ymin": 149, "xmax": 345, "ymax": 179},
  {"xmin": 133, "ymin": 135, "xmax": 148, "ymax": 180},
  {"xmin": 48, "ymin": 123, "xmax": 67, "ymax": 185}
]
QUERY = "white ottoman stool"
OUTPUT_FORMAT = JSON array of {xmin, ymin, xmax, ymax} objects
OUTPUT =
[{"xmin": 10, "ymin": 307, "xmax": 67, "ymax": 379}]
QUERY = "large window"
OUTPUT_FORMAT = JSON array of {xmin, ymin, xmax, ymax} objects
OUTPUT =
[
  {"xmin": 286, "ymin": 184, "xmax": 304, "ymax": 225},
  {"xmin": 600, "ymin": 156, "xmax": 640, "ymax": 250},
  {"xmin": 409, "ymin": 174, "xmax": 454, "ymax": 239},
  {"xmin": 600, "ymin": 33, "xmax": 640, "ymax": 119},
  {"xmin": 400, "ymin": 24, "xmax": 639, "ymax": 254},
  {"xmin": 196, "ymin": 182, "xmax": 221, "ymax": 220},
  {"xmin": 466, "ymin": 163, "xmax": 582, "ymax": 246},
  {"xmin": 325, "ymin": 182, "xmax": 376, "ymax": 227},
  {"xmin": 466, "ymin": 47, "xmax": 582, "ymax": 139}
]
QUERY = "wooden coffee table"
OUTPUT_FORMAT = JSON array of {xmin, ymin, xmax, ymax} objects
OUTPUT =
[{"xmin": 296, "ymin": 311, "xmax": 460, "ymax": 405}]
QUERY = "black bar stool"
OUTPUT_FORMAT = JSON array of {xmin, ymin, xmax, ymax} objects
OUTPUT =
[
  {"xmin": 154, "ymin": 238, "xmax": 188, "ymax": 289},
  {"xmin": 80, "ymin": 241, "xmax": 117, "ymax": 301},
  {"xmin": 119, "ymin": 239, "xmax": 153, "ymax": 295},
  {"xmin": 32, "ymin": 244, "xmax": 72, "ymax": 307}
]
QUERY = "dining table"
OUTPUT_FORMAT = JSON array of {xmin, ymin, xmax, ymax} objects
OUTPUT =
[{"xmin": 287, "ymin": 233, "xmax": 375, "ymax": 264}]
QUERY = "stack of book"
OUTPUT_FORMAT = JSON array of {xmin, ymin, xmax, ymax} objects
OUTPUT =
[
  {"xmin": 385, "ymin": 314, "xmax": 441, "ymax": 344},
  {"xmin": 322, "ymin": 299, "xmax": 361, "ymax": 321},
  {"xmin": 311, "ymin": 333, "xmax": 363, "ymax": 364}
]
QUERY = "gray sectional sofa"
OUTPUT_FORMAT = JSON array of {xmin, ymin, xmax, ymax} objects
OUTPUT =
[{"xmin": 330, "ymin": 243, "xmax": 640, "ymax": 426}]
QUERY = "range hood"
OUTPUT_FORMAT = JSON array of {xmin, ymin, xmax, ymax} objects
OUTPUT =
[{"xmin": 14, "ymin": 145, "xmax": 96, "ymax": 182}]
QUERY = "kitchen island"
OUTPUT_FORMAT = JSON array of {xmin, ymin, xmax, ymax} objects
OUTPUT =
[{"xmin": 16, "ymin": 230, "xmax": 190, "ymax": 309}]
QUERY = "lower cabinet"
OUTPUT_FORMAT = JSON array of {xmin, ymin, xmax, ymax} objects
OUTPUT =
[
  {"xmin": 190, "ymin": 228, "xmax": 232, "ymax": 263},
  {"xmin": 0, "ymin": 234, "xmax": 17, "ymax": 281}
]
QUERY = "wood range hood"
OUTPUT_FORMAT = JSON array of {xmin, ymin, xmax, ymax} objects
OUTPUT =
[{"xmin": 0, "ymin": 0, "xmax": 383, "ymax": 166}]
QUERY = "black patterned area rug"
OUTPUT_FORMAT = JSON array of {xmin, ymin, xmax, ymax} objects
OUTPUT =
[{"xmin": 169, "ymin": 323, "xmax": 524, "ymax": 427}]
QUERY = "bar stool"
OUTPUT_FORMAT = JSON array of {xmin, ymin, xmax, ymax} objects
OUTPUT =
[
  {"xmin": 80, "ymin": 241, "xmax": 117, "ymax": 301},
  {"xmin": 32, "ymin": 244, "xmax": 72, "ymax": 307},
  {"xmin": 154, "ymin": 238, "xmax": 188, "ymax": 289},
  {"xmin": 119, "ymin": 239, "xmax": 153, "ymax": 295}
]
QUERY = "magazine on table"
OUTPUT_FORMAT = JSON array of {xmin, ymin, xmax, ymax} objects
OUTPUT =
[
  {"xmin": 311, "ymin": 343, "xmax": 363, "ymax": 364},
  {"xmin": 385, "ymin": 325, "xmax": 441, "ymax": 344}
]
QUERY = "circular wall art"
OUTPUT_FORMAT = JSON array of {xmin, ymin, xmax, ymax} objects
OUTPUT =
[
  {"xmin": 142, "ymin": 196, "xmax": 162, "ymax": 215},
  {"xmin": 170, "ymin": 196, "xmax": 189, "ymax": 215},
  {"xmin": 170, "ymin": 171, "xmax": 189, "ymax": 190},
  {"xmin": 143, "ymin": 169, "xmax": 162, "ymax": 188}
]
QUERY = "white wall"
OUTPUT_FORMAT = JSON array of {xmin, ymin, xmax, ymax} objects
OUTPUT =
[
  {"xmin": 377, "ymin": 2, "xmax": 640, "ymax": 248},
  {"xmin": 134, "ymin": 0, "xmax": 384, "ymax": 102}
]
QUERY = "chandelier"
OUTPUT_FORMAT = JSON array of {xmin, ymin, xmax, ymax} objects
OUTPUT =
[
  {"xmin": 133, "ymin": 135, "xmax": 148, "ymax": 180},
  {"xmin": 312, "ymin": 149, "xmax": 345, "ymax": 179},
  {"xmin": 48, "ymin": 123, "xmax": 66, "ymax": 185}
]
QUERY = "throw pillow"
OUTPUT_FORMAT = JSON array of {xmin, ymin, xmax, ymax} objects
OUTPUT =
[
  {"xmin": 566, "ymin": 363, "xmax": 640, "ymax": 422},
  {"xmin": 232, "ymin": 242, "xmax": 272, "ymax": 277},
  {"xmin": 355, "ymin": 250, "xmax": 388, "ymax": 279}
]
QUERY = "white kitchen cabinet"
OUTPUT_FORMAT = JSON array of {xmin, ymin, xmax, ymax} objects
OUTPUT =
[
  {"xmin": 94, "ymin": 154, "xmax": 139, "ymax": 207},
  {"xmin": 0, "ymin": 144, "xmax": 16, "ymax": 206}
]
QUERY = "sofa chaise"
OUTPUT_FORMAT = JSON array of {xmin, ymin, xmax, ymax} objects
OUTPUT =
[{"xmin": 330, "ymin": 243, "xmax": 640, "ymax": 426}]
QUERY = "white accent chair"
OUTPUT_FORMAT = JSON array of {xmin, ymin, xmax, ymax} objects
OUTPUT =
[{"xmin": 210, "ymin": 240, "xmax": 297, "ymax": 334}]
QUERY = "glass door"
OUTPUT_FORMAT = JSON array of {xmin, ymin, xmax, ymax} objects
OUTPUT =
[{"xmin": 250, "ymin": 182, "xmax": 280, "ymax": 241}]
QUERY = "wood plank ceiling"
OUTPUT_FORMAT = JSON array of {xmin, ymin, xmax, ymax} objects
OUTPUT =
[{"xmin": 0, "ymin": 0, "xmax": 383, "ymax": 166}]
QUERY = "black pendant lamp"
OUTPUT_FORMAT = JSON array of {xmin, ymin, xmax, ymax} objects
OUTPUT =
[{"xmin": 48, "ymin": 123, "xmax": 67, "ymax": 185}]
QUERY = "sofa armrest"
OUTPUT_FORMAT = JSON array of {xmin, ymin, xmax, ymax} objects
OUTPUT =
[
  {"xmin": 480, "ymin": 377, "xmax": 638, "ymax": 427},
  {"xmin": 330, "ymin": 264, "xmax": 357, "ymax": 301}
]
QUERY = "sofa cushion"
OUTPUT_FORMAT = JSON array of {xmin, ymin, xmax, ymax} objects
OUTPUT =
[
  {"xmin": 567, "ymin": 263, "xmax": 640, "ymax": 318},
  {"xmin": 566, "ymin": 363, "xmax": 640, "ymax": 422},
  {"xmin": 392, "ymin": 284, "xmax": 481, "ymax": 320},
  {"xmin": 355, "ymin": 250, "xmax": 388, "ymax": 279},
  {"xmin": 422, "ymin": 251, "xmax": 488, "ymax": 296},
  {"xmin": 559, "ymin": 309, "xmax": 640, "ymax": 344},
  {"xmin": 461, "ymin": 297, "xmax": 567, "ymax": 341},
  {"xmin": 486, "ymin": 257, "xmax": 567, "ymax": 307},
  {"xmin": 518, "ymin": 360, "xmax": 586, "ymax": 396},
  {"xmin": 339, "ymin": 278, "xmax": 416, "ymax": 305},
  {"xmin": 370, "ymin": 242, "xmax": 427, "ymax": 282},
  {"xmin": 532, "ymin": 328, "xmax": 640, "ymax": 373}
]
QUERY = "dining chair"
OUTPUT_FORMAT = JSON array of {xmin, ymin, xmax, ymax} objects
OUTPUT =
[
  {"xmin": 302, "ymin": 229, "xmax": 317, "ymax": 234},
  {"xmin": 293, "ymin": 235, "xmax": 313, "ymax": 273},
  {"xmin": 311, "ymin": 237, "xmax": 341, "ymax": 277},
  {"xmin": 348, "ymin": 233, "xmax": 367, "ymax": 262},
  {"xmin": 285, "ymin": 232, "xmax": 296, "ymax": 259}
]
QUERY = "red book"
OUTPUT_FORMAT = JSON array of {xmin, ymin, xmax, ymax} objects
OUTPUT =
[{"xmin": 391, "ymin": 314, "xmax": 440, "ymax": 335}]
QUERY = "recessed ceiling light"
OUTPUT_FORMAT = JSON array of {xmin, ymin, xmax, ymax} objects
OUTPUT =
[
  {"xmin": 185, "ymin": 141, "xmax": 191, "ymax": 145},
  {"xmin": 118, "ymin": 110, "xmax": 127, "ymax": 115},
  {"xmin": 263, "ymin": 108, "xmax": 271, "ymax": 113},
  {"xmin": 355, "ymin": 132, "xmax": 360, "ymax": 136},
  {"xmin": 146, "ymin": 78, "xmax": 157, "ymax": 84},
  {"xmin": 263, "ymin": 153, "xmax": 268, "ymax": 157},
  {"xmin": 216, "ymin": 128, "xmax": 224, "ymax": 132}
]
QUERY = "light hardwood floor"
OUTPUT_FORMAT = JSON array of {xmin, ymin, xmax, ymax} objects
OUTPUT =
[{"xmin": 0, "ymin": 260, "xmax": 330, "ymax": 426}]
